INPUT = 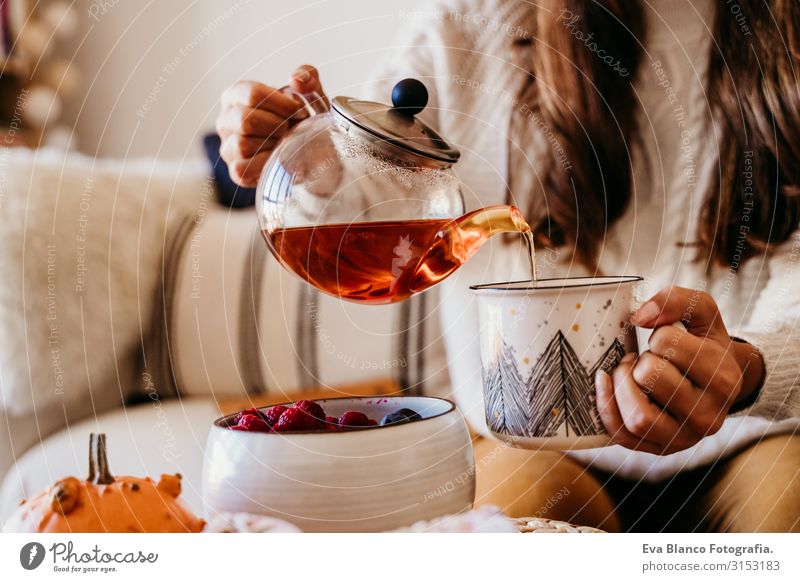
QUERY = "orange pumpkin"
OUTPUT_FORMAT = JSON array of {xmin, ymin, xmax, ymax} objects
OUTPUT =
[{"xmin": 3, "ymin": 434, "xmax": 204, "ymax": 533}]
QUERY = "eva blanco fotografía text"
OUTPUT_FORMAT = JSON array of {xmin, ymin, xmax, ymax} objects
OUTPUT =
[{"xmin": 642, "ymin": 543, "xmax": 772, "ymax": 557}]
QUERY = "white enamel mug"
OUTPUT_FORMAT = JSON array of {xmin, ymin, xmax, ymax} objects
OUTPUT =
[{"xmin": 470, "ymin": 276, "xmax": 644, "ymax": 450}]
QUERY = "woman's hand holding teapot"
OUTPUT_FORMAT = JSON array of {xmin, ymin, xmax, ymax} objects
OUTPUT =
[{"xmin": 216, "ymin": 65, "xmax": 327, "ymax": 187}]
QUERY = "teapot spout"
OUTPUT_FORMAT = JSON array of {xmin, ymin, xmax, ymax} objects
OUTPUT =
[
  {"xmin": 454, "ymin": 205, "xmax": 531, "ymax": 245},
  {"xmin": 447, "ymin": 204, "xmax": 532, "ymax": 265},
  {"xmin": 409, "ymin": 205, "xmax": 532, "ymax": 293}
]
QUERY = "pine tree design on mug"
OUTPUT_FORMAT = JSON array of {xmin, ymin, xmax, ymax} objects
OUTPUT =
[{"xmin": 483, "ymin": 331, "xmax": 625, "ymax": 438}]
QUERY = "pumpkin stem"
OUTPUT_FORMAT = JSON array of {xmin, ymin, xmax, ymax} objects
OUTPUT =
[
  {"xmin": 87, "ymin": 433, "xmax": 96, "ymax": 482},
  {"xmin": 88, "ymin": 433, "xmax": 115, "ymax": 485}
]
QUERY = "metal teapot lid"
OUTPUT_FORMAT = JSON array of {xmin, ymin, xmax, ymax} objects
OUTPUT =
[{"xmin": 331, "ymin": 79, "xmax": 461, "ymax": 165}]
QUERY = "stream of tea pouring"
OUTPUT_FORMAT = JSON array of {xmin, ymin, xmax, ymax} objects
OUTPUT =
[
  {"xmin": 442, "ymin": 203, "xmax": 538, "ymax": 289},
  {"xmin": 266, "ymin": 204, "xmax": 536, "ymax": 305}
]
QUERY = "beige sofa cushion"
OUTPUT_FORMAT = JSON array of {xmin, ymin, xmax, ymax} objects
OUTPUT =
[
  {"xmin": 156, "ymin": 204, "xmax": 452, "ymax": 402},
  {"xmin": 0, "ymin": 148, "xmax": 206, "ymax": 477}
]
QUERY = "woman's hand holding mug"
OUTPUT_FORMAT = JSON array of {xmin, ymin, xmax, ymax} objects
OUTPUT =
[
  {"xmin": 216, "ymin": 65, "xmax": 327, "ymax": 187},
  {"xmin": 596, "ymin": 285, "xmax": 765, "ymax": 455}
]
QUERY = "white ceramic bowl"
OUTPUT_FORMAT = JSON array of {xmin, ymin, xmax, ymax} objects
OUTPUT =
[{"xmin": 202, "ymin": 396, "xmax": 474, "ymax": 532}]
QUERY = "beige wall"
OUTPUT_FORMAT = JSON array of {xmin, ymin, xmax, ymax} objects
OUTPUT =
[{"xmin": 65, "ymin": 0, "xmax": 426, "ymax": 159}]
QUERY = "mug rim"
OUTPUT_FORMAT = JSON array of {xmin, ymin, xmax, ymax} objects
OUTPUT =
[{"xmin": 470, "ymin": 275, "xmax": 643, "ymax": 293}]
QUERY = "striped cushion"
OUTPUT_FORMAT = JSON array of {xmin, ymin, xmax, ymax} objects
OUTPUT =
[{"xmin": 147, "ymin": 205, "xmax": 451, "ymax": 401}]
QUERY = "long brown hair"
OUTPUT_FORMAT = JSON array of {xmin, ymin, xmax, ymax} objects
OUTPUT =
[{"xmin": 524, "ymin": 0, "xmax": 800, "ymax": 270}]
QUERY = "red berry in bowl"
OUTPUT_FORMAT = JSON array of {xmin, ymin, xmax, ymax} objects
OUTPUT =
[
  {"xmin": 229, "ymin": 425, "xmax": 249, "ymax": 431},
  {"xmin": 324, "ymin": 416, "xmax": 340, "ymax": 430},
  {"xmin": 235, "ymin": 408, "xmax": 264, "ymax": 425},
  {"xmin": 275, "ymin": 408, "xmax": 322, "ymax": 432},
  {"xmin": 293, "ymin": 400, "xmax": 326, "ymax": 421},
  {"xmin": 338, "ymin": 411, "xmax": 373, "ymax": 428},
  {"xmin": 237, "ymin": 414, "xmax": 271, "ymax": 432},
  {"xmin": 263, "ymin": 405, "xmax": 288, "ymax": 426}
]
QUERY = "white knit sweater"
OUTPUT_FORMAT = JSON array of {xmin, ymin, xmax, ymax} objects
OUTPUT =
[{"xmin": 372, "ymin": 0, "xmax": 800, "ymax": 479}]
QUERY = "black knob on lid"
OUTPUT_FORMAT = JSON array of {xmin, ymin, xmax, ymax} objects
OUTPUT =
[
  {"xmin": 330, "ymin": 79, "xmax": 460, "ymax": 163},
  {"xmin": 391, "ymin": 78, "xmax": 428, "ymax": 116}
]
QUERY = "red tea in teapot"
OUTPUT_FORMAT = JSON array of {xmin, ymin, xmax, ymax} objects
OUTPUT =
[
  {"xmin": 267, "ymin": 219, "xmax": 451, "ymax": 304},
  {"xmin": 265, "ymin": 206, "xmax": 535, "ymax": 305}
]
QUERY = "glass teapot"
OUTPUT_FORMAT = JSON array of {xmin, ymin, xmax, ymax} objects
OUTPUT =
[{"xmin": 257, "ymin": 78, "xmax": 531, "ymax": 305}]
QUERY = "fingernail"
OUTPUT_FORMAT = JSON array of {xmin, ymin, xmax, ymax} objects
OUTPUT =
[
  {"xmin": 295, "ymin": 69, "xmax": 311, "ymax": 83},
  {"xmin": 631, "ymin": 301, "xmax": 659, "ymax": 325},
  {"xmin": 595, "ymin": 369, "xmax": 610, "ymax": 391}
]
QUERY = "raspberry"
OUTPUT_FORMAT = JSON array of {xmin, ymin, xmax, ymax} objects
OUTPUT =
[
  {"xmin": 238, "ymin": 414, "xmax": 271, "ymax": 432},
  {"xmin": 264, "ymin": 405, "xmax": 288, "ymax": 426},
  {"xmin": 293, "ymin": 400, "xmax": 326, "ymax": 421},
  {"xmin": 324, "ymin": 416, "xmax": 340, "ymax": 430},
  {"xmin": 229, "ymin": 425, "xmax": 249, "ymax": 431},
  {"xmin": 338, "ymin": 411, "xmax": 373, "ymax": 428},
  {"xmin": 275, "ymin": 407, "xmax": 322, "ymax": 432},
  {"xmin": 234, "ymin": 408, "xmax": 264, "ymax": 425}
]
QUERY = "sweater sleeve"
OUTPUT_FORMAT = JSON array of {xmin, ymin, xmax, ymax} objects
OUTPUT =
[{"xmin": 733, "ymin": 230, "xmax": 800, "ymax": 420}]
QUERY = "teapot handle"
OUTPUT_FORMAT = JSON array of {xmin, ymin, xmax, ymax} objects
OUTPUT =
[{"xmin": 279, "ymin": 85, "xmax": 330, "ymax": 118}]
